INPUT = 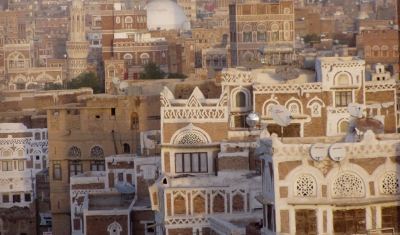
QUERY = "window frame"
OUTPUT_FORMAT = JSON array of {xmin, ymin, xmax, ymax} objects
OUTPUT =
[
  {"xmin": 90, "ymin": 160, "xmax": 105, "ymax": 171},
  {"xmin": 175, "ymin": 152, "xmax": 208, "ymax": 173},
  {"xmin": 68, "ymin": 160, "xmax": 82, "ymax": 179},
  {"xmin": 335, "ymin": 91, "xmax": 352, "ymax": 107},
  {"xmin": 2, "ymin": 161, "xmax": 13, "ymax": 171},
  {"xmin": 53, "ymin": 160, "xmax": 62, "ymax": 180}
]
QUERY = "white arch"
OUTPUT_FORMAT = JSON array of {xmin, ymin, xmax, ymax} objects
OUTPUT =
[
  {"xmin": 170, "ymin": 123, "xmax": 212, "ymax": 144},
  {"xmin": 107, "ymin": 221, "xmax": 122, "ymax": 235},
  {"xmin": 230, "ymin": 86, "xmax": 251, "ymax": 109},
  {"xmin": 284, "ymin": 97, "xmax": 303, "ymax": 114}
]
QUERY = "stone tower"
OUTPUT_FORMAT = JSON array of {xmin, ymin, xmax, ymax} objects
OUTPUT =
[{"xmin": 66, "ymin": 0, "xmax": 89, "ymax": 79}]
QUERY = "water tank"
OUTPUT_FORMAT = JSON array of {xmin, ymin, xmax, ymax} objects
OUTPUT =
[{"xmin": 258, "ymin": 44, "xmax": 294, "ymax": 55}]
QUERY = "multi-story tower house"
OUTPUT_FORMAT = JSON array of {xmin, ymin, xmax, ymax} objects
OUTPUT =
[
  {"xmin": 229, "ymin": 1, "xmax": 295, "ymax": 67},
  {"xmin": 66, "ymin": 0, "xmax": 90, "ymax": 79},
  {"xmin": 0, "ymin": 123, "xmax": 48, "ymax": 235}
]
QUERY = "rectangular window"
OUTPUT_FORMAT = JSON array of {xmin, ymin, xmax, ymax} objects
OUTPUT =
[
  {"xmin": 24, "ymin": 193, "xmax": 31, "ymax": 202},
  {"xmin": 243, "ymin": 32, "xmax": 252, "ymax": 42},
  {"xmin": 382, "ymin": 206, "xmax": 400, "ymax": 232},
  {"xmin": 3, "ymin": 194, "xmax": 9, "ymax": 203},
  {"xmin": 18, "ymin": 161, "xmax": 24, "ymax": 171},
  {"xmin": 90, "ymin": 160, "xmax": 105, "ymax": 171},
  {"xmin": 69, "ymin": 160, "xmax": 82, "ymax": 178},
  {"xmin": 13, "ymin": 194, "xmax": 21, "ymax": 203},
  {"xmin": 335, "ymin": 91, "xmax": 352, "ymax": 107},
  {"xmin": 333, "ymin": 209, "xmax": 366, "ymax": 234},
  {"xmin": 118, "ymin": 173, "xmax": 124, "ymax": 181},
  {"xmin": 295, "ymin": 209, "xmax": 317, "ymax": 235},
  {"xmin": 257, "ymin": 32, "xmax": 266, "ymax": 42},
  {"xmin": 53, "ymin": 161, "xmax": 61, "ymax": 180},
  {"xmin": 2, "ymin": 161, "xmax": 12, "ymax": 171},
  {"xmin": 175, "ymin": 152, "xmax": 207, "ymax": 173},
  {"xmin": 111, "ymin": 108, "xmax": 116, "ymax": 116}
]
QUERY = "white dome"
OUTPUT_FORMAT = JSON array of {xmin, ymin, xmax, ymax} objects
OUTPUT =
[{"xmin": 146, "ymin": 0, "xmax": 190, "ymax": 30}]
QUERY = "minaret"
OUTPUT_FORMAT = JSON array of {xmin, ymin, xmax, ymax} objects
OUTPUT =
[{"xmin": 66, "ymin": 0, "xmax": 89, "ymax": 79}]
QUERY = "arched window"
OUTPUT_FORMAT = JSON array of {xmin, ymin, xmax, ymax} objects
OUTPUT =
[
  {"xmin": 206, "ymin": 55, "xmax": 211, "ymax": 66},
  {"xmin": 123, "ymin": 143, "xmax": 130, "ymax": 154},
  {"xmin": 372, "ymin": 45, "xmax": 379, "ymax": 58},
  {"xmin": 140, "ymin": 53, "xmax": 149, "ymax": 65},
  {"xmin": 257, "ymin": 24, "xmax": 266, "ymax": 42},
  {"xmin": 381, "ymin": 45, "xmax": 388, "ymax": 58},
  {"xmin": 337, "ymin": 74, "xmax": 349, "ymax": 85},
  {"xmin": 289, "ymin": 103, "xmax": 299, "ymax": 114},
  {"xmin": 393, "ymin": 45, "xmax": 398, "ymax": 57},
  {"xmin": 332, "ymin": 172, "xmax": 364, "ymax": 197},
  {"xmin": 365, "ymin": 46, "xmax": 371, "ymax": 57},
  {"xmin": 108, "ymin": 65, "xmax": 115, "ymax": 77},
  {"xmin": 221, "ymin": 56, "xmax": 227, "ymax": 67},
  {"xmin": 107, "ymin": 221, "xmax": 123, "ymax": 235},
  {"xmin": 271, "ymin": 24, "xmax": 279, "ymax": 42},
  {"xmin": 131, "ymin": 112, "xmax": 139, "ymax": 130},
  {"xmin": 213, "ymin": 56, "xmax": 219, "ymax": 67},
  {"xmin": 339, "ymin": 120, "xmax": 349, "ymax": 133},
  {"xmin": 68, "ymin": 146, "xmax": 81, "ymax": 158},
  {"xmin": 90, "ymin": 146, "xmax": 104, "ymax": 157},
  {"xmin": 124, "ymin": 54, "xmax": 133, "ymax": 65},
  {"xmin": 125, "ymin": 17, "xmax": 133, "ymax": 23},
  {"xmin": 235, "ymin": 92, "xmax": 246, "ymax": 107},
  {"xmin": 380, "ymin": 172, "xmax": 399, "ymax": 194},
  {"xmin": 295, "ymin": 174, "xmax": 316, "ymax": 196},
  {"xmin": 243, "ymin": 24, "xmax": 252, "ymax": 42}
]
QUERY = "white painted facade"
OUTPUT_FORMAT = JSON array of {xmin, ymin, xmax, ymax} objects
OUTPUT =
[{"xmin": 0, "ymin": 123, "xmax": 48, "ymax": 208}]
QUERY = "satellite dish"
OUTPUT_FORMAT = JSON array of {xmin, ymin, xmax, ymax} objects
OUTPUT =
[
  {"xmin": 354, "ymin": 117, "xmax": 384, "ymax": 134},
  {"xmin": 246, "ymin": 112, "xmax": 261, "ymax": 128},
  {"xmin": 347, "ymin": 103, "xmax": 363, "ymax": 118},
  {"xmin": 310, "ymin": 143, "xmax": 328, "ymax": 161},
  {"xmin": 329, "ymin": 143, "xmax": 346, "ymax": 161},
  {"xmin": 114, "ymin": 182, "xmax": 136, "ymax": 194},
  {"xmin": 112, "ymin": 77, "xmax": 120, "ymax": 85},
  {"xmin": 120, "ymin": 81, "xmax": 128, "ymax": 92},
  {"xmin": 270, "ymin": 105, "xmax": 292, "ymax": 127},
  {"xmin": 270, "ymin": 105, "xmax": 292, "ymax": 141}
]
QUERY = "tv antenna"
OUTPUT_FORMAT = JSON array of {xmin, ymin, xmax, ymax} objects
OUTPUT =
[
  {"xmin": 246, "ymin": 111, "xmax": 261, "ymax": 128},
  {"xmin": 310, "ymin": 143, "xmax": 328, "ymax": 161},
  {"xmin": 329, "ymin": 143, "xmax": 346, "ymax": 162},
  {"xmin": 114, "ymin": 181, "xmax": 136, "ymax": 194},
  {"xmin": 112, "ymin": 77, "xmax": 120, "ymax": 95},
  {"xmin": 119, "ymin": 81, "xmax": 129, "ymax": 93},
  {"xmin": 270, "ymin": 105, "xmax": 292, "ymax": 141},
  {"xmin": 354, "ymin": 116, "xmax": 384, "ymax": 134}
]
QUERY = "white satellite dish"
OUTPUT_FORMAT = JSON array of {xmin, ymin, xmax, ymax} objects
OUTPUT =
[
  {"xmin": 114, "ymin": 182, "xmax": 136, "ymax": 194},
  {"xmin": 310, "ymin": 143, "xmax": 328, "ymax": 161},
  {"xmin": 329, "ymin": 143, "xmax": 346, "ymax": 161},
  {"xmin": 120, "ymin": 81, "xmax": 128, "ymax": 92},
  {"xmin": 347, "ymin": 103, "xmax": 363, "ymax": 118},
  {"xmin": 270, "ymin": 105, "xmax": 292, "ymax": 141},
  {"xmin": 112, "ymin": 77, "xmax": 121, "ymax": 85},
  {"xmin": 246, "ymin": 112, "xmax": 261, "ymax": 128}
]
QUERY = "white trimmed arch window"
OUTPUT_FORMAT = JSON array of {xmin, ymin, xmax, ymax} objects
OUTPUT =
[
  {"xmin": 295, "ymin": 174, "xmax": 316, "ymax": 197},
  {"xmin": 372, "ymin": 45, "xmax": 380, "ymax": 57},
  {"xmin": 271, "ymin": 24, "xmax": 279, "ymax": 42},
  {"xmin": 381, "ymin": 45, "xmax": 388, "ymax": 58},
  {"xmin": 231, "ymin": 88, "xmax": 250, "ymax": 111},
  {"xmin": 332, "ymin": 172, "xmax": 365, "ymax": 198},
  {"xmin": 380, "ymin": 172, "xmax": 399, "ymax": 194},
  {"xmin": 243, "ymin": 24, "xmax": 252, "ymax": 42},
  {"xmin": 338, "ymin": 119, "xmax": 349, "ymax": 133},
  {"xmin": 107, "ymin": 221, "xmax": 122, "ymax": 235},
  {"xmin": 140, "ymin": 53, "xmax": 149, "ymax": 65}
]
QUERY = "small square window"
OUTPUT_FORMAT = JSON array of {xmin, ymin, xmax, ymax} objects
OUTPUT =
[
  {"xmin": 36, "ymin": 156, "xmax": 40, "ymax": 160},
  {"xmin": 95, "ymin": 115, "xmax": 100, "ymax": 119},
  {"xmin": 13, "ymin": 194, "xmax": 21, "ymax": 203}
]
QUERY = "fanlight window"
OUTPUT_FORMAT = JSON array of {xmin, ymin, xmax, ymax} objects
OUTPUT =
[
  {"xmin": 178, "ymin": 133, "xmax": 205, "ymax": 144},
  {"xmin": 90, "ymin": 146, "xmax": 104, "ymax": 158},
  {"xmin": 68, "ymin": 146, "xmax": 81, "ymax": 157},
  {"xmin": 295, "ymin": 174, "xmax": 316, "ymax": 196},
  {"xmin": 337, "ymin": 74, "xmax": 349, "ymax": 85},
  {"xmin": 381, "ymin": 172, "xmax": 399, "ymax": 194},
  {"xmin": 332, "ymin": 172, "xmax": 364, "ymax": 198}
]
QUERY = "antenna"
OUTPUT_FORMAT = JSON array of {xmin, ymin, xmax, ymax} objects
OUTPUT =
[
  {"xmin": 270, "ymin": 105, "xmax": 292, "ymax": 141},
  {"xmin": 120, "ymin": 81, "xmax": 129, "ymax": 93},
  {"xmin": 310, "ymin": 143, "xmax": 328, "ymax": 161},
  {"xmin": 114, "ymin": 181, "xmax": 136, "ymax": 194},
  {"xmin": 246, "ymin": 112, "xmax": 261, "ymax": 128},
  {"xmin": 329, "ymin": 143, "xmax": 346, "ymax": 162},
  {"xmin": 347, "ymin": 103, "xmax": 363, "ymax": 118}
]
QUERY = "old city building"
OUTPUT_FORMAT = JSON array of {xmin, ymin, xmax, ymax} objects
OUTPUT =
[
  {"xmin": 148, "ymin": 55, "xmax": 400, "ymax": 234},
  {"xmin": 229, "ymin": 1, "xmax": 295, "ymax": 67},
  {"xmin": 46, "ymin": 92, "xmax": 161, "ymax": 235},
  {"xmin": 0, "ymin": 123, "xmax": 49, "ymax": 235}
]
